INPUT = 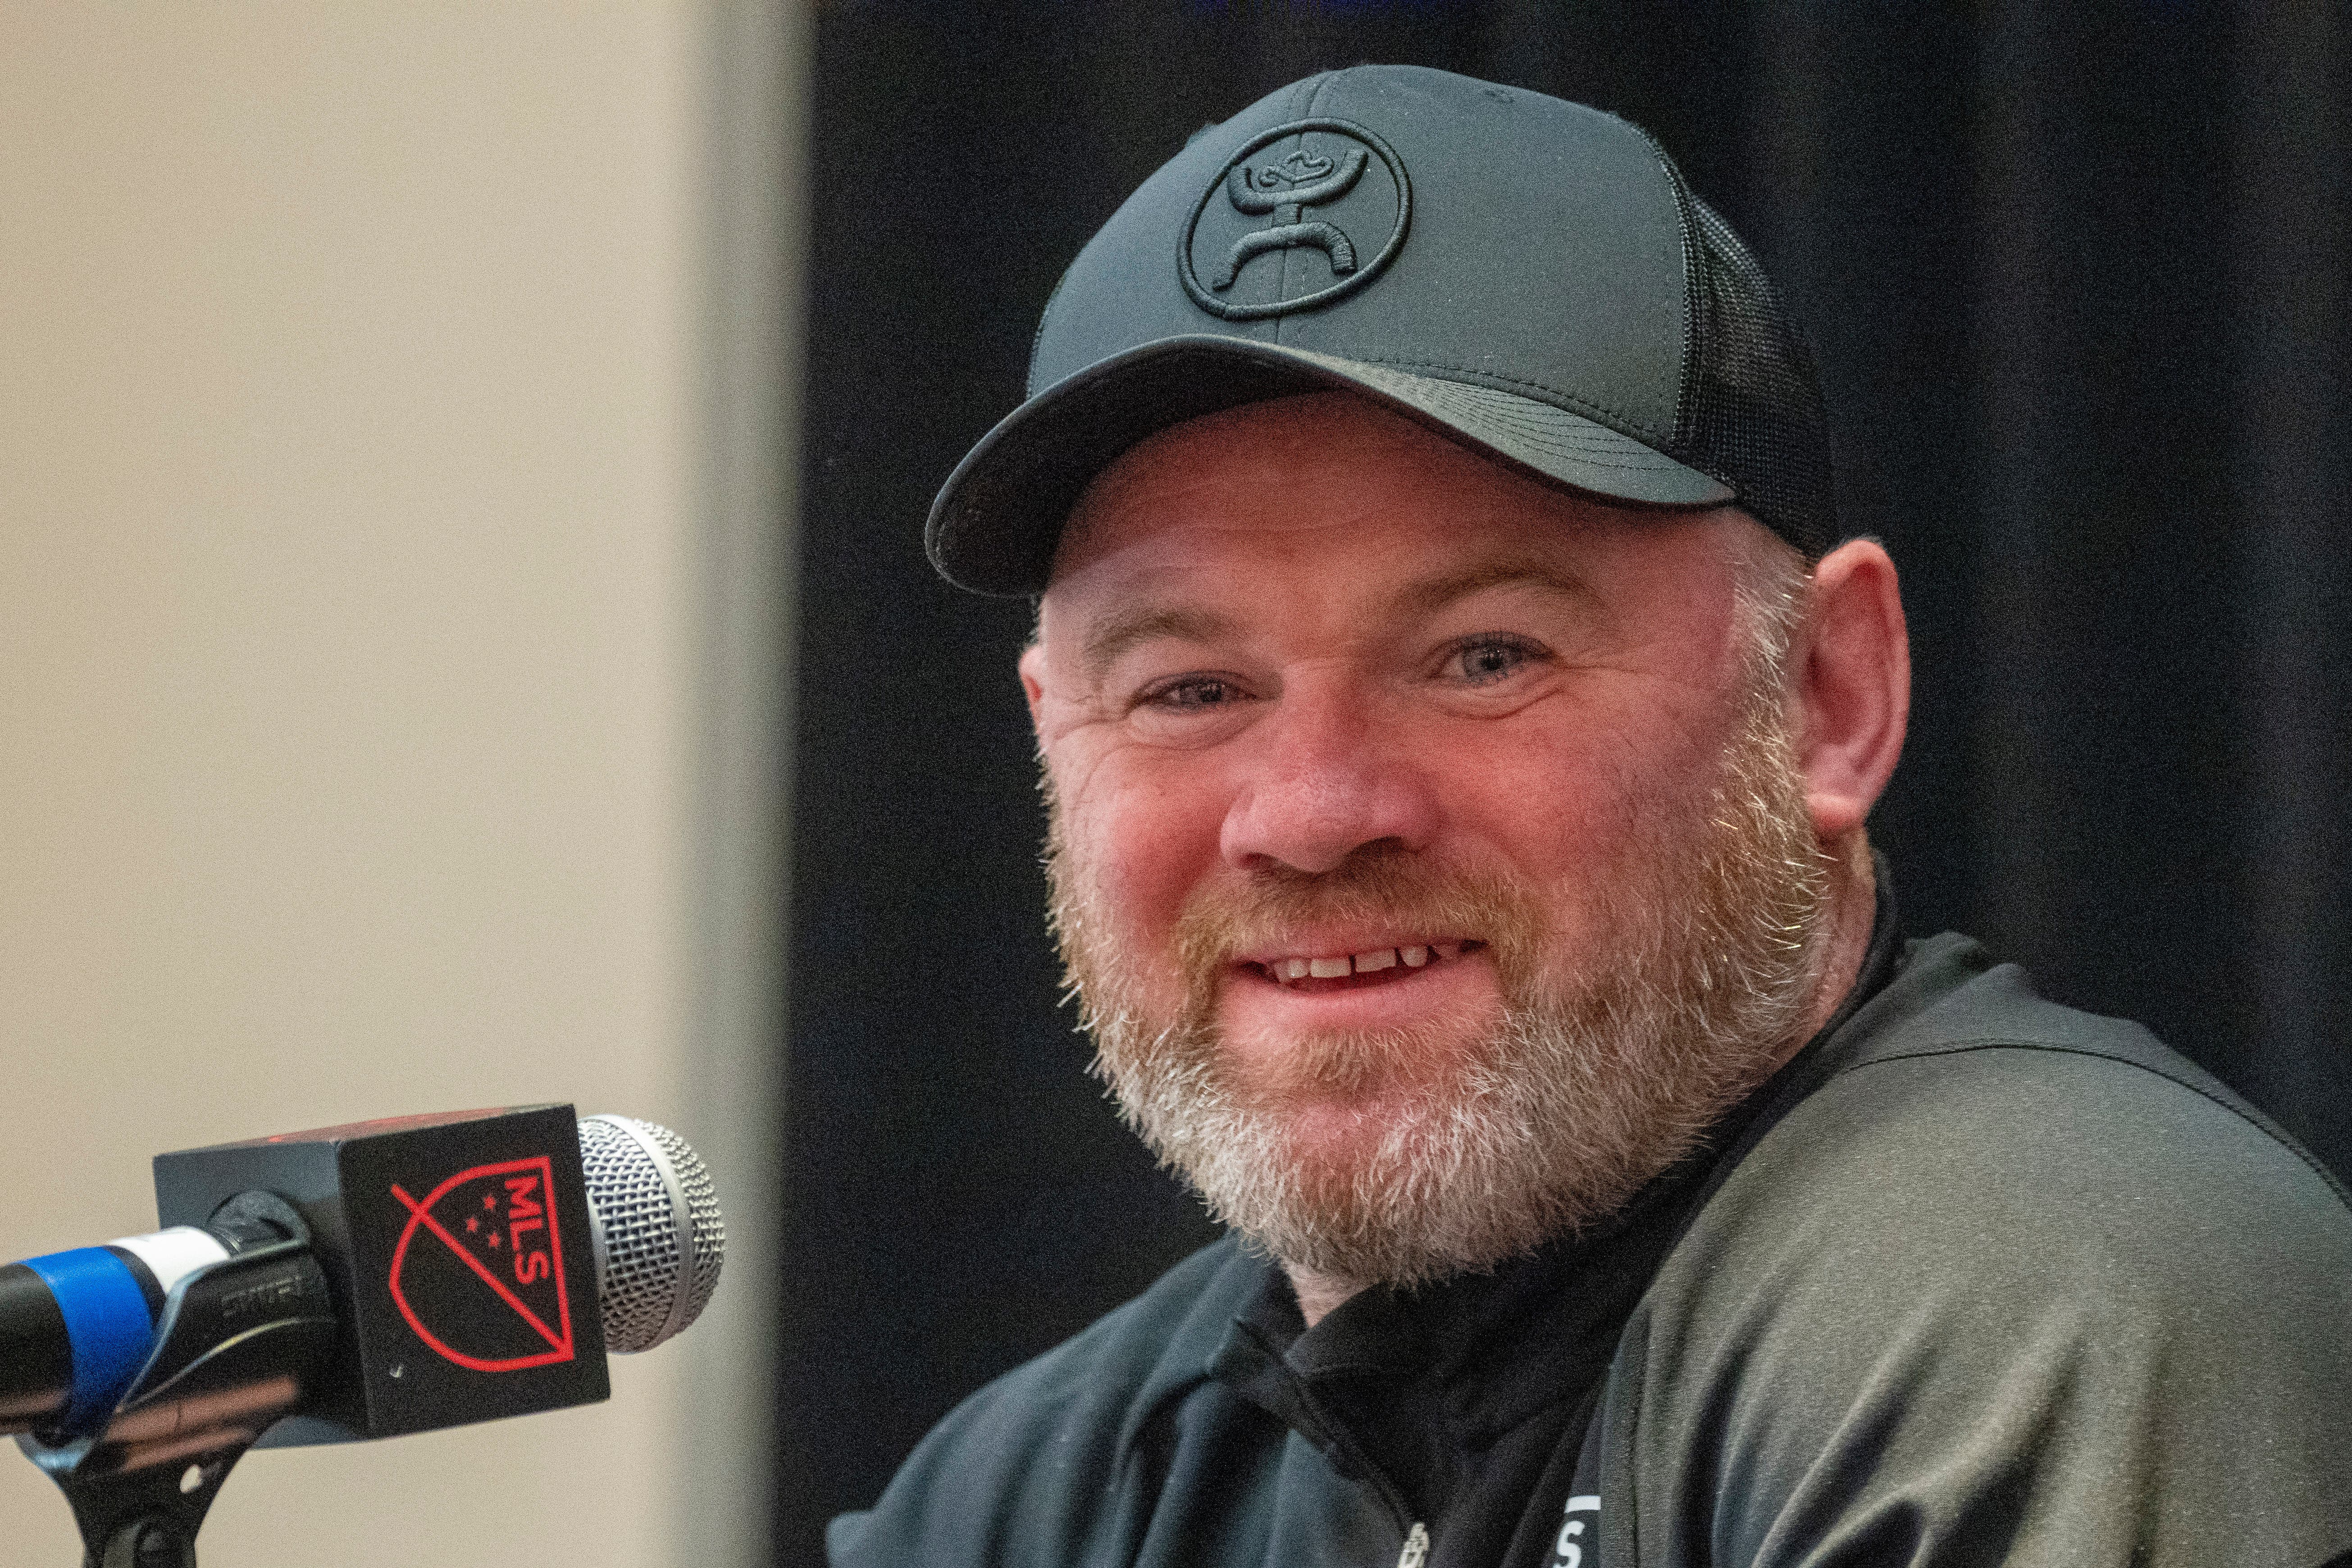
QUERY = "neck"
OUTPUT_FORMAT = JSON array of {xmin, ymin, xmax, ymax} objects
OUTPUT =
[
  {"xmin": 1778, "ymin": 834, "xmax": 1877, "ymax": 1071},
  {"xmin": 1284, "ymin": 1265, "xmax": 1358, "ymax": 1329}
]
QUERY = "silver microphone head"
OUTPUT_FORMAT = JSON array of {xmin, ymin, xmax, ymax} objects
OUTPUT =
[{"xmin": 576, "ymin": 1114, "xmax": 725, "ymax": 1353}]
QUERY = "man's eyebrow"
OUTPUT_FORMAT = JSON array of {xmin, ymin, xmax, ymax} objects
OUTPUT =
[
  {"xmin": 1078, "ymin": 605, "xmax": 1241, "ymax": 678},
  {"xmin": 1073, "ymin": 565, "xmax": 1589, "ymax": 673},
  {"xmin": 1392, "ymin": 561, "xmax": 1595, "ymax": 617}
]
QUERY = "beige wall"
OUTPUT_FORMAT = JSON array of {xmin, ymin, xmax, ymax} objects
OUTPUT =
[{"xmin": 0, "ymin": 5, "xmax": 796, "ymax": 1565}]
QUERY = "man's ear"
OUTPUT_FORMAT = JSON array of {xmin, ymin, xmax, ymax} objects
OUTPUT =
[
  {"xmin": 1018, "ymin": 638, "xmax": 1048, "ymax": 729},
  {"xmin": 1795, "ymin": 538, "xmax": 1909, "ymax": 840}
]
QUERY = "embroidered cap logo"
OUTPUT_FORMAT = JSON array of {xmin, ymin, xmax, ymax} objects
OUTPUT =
[{"xmin": 1181, "ymin": 119, "xmax": 1409, "ymax": 321}]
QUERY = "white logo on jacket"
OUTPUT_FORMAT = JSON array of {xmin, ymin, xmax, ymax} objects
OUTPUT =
[{"xmin": 1546, "ymin": 1495, "xmax": 1600, "ymax": 1568}]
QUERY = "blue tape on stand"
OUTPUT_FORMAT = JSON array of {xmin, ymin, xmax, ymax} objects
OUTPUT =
[{"xmin": 22, "ymin": 1247, "xmax": 156, "ymax": 1432}]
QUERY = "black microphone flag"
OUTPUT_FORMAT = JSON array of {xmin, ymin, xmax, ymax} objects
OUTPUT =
[{"xmin": 150, "ymin": 1103, "xmax": 610, "ymax": 1445}]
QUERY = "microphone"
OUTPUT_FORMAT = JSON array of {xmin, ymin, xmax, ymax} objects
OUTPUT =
[
  {"xmin": 3, "ymin": 1110, "xmax": 722, "ymax": 1443},
  {"xmin": 5, "ymin": 1105, "xmax": 723, "ymax": 1568}
]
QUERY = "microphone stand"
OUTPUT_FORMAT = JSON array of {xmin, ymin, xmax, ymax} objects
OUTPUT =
[{"xmin": 15, "ymin": 1195, "xmax": 336, "ymax": 1568}]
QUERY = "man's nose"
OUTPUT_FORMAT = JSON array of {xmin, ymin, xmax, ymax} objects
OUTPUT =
[{"xmin": 1218, "ymin": 684, "xmax": 1438, "ymax": 875}]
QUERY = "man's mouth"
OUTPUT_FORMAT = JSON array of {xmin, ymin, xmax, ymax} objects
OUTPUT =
[{"xmin": 1244, "ymin": 940, "xmax": 1486, "ymax": 992}]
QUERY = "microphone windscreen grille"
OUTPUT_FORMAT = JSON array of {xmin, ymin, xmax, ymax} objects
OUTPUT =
[
  {"xmin": 640, "ymin": 1118, "xmax": 725, "ymax": 1334},
  {"xmin": 579, "ymin": 1116, "xmax": 725, "ymax": 1353}
]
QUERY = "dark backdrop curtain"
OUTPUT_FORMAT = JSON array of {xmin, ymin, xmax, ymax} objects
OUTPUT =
[{"xmin": 781, "ymin": 3, "xmax": 2348, "ymax": 1558}]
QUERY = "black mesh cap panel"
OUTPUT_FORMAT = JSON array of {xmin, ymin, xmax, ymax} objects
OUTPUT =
[{"xmin": 1681, "ymin": 197, "xmax": 1838, "ymax": 558}]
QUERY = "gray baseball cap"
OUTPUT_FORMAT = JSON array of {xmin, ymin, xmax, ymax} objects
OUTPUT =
[{"xmin": 926, "ymin": 64, "xmax": 1834, "ymax": 595}]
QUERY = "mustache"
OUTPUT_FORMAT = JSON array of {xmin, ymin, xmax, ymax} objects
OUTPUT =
[{"xmin": 1169, "ymin": 848, "xmax": 1544, "ymax": 1000}]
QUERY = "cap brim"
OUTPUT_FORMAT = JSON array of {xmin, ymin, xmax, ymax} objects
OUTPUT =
[{"xmin": 925, "ymin": 334, "xmax": 1735, "ymax": 596}]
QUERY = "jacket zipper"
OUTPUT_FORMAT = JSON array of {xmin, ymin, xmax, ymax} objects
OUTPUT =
[
  {"xmin": 1274, "ymin": 1363, "xmax": 1426, "ymax": 1564},
  {"xmin": 1225, "ymin": 1322, "xmax": 1431, "ymax": 1567}
]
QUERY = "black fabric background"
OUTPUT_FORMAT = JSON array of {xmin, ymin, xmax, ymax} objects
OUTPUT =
[{"xmin": 780, "ymin": 4, "xmax": 2348, "ymax": 1559}]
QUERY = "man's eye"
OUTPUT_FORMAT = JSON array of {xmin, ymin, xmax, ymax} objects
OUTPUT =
[
  {"xmin": 1139, "ymin": 675, "xmax": 1241, "ymax": 711},
  {"xmin": 1452, "ymin": 636, "xmax": 1545, "ymax": 686}
]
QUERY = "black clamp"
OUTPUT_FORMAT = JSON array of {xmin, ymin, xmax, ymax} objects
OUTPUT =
[{"xmin": 16, "ymin": 1194, "xmax": 337, "ymax": 1568}]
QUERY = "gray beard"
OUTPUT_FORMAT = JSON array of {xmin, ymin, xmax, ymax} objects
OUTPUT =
[{"xmin": 1045, "ymin": 681, "xmax": 1834, "ymax": 1293}]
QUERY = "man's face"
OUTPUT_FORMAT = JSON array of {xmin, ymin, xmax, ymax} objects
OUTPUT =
[{"xmin": 1021, "ymin": 392, "xmax": 1831, "ymax": 1289}]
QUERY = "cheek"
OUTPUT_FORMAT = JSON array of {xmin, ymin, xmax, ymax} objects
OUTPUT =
[
  {"xmin": 1059, "ymin": 751, "xmax": 1231, "ymax": 946},
  {"xmin": 1431, "ymin": 693, "xmax": 1731, "ymax": 898},
  {"xmin": 1435, "ymin": 748, "xmax": 1623, "ymax": 895}
]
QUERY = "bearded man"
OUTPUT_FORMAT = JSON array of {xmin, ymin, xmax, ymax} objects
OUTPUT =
[{"xmin": 829, "ymin": 66, "xmax": 2352, "ymax": 1568}]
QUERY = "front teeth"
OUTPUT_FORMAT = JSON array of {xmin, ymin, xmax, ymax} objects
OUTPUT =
[{"xmin": 1267, "ymin": 944, "xmax": 1461, "ymax": 983}]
